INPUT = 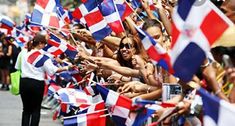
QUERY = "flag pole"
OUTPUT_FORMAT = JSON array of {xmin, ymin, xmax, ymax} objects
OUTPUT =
[{"xmin": 63, "ymin": 108, "xmax": 108, "ymax": 119}]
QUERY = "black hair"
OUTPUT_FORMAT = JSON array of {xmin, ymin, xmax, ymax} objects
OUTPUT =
[{"xmin": 142, "ymin": 19, "xmax": 162, "ymax": 31}]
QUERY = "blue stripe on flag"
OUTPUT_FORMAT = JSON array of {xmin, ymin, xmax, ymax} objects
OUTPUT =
[
  {"xmin": 91, "ymin": 26, "xmax": 112, "ymax": 41},
  {"xmin": 64, "ymin": 116, "xmax": 77, "ymax": 126},
  {"xmin": 173, "ymin": 42, "xmax": 206, "ymax": 81},
  {"xmin": 1, "ymin": 19, "xmax": 14, "ymax": 27},
  {"xmin": 43, "ymin": 45, "xmax": 52, "ymax": 52},
  {"xmin": 99, "ymin": 0, "xmax": 116, "ymax": 16},
  {"xmin": 64, "ymin": 49, "xmax": 78, "ymax": 59},
  {"xmin": 50, "ymin": 34, "xmax": 61, "ymax": 43},
  {"xmin": 84, "ymin": 0, "xmax": 97, "ymax": 12},
  {"xmin": 198, "ymin": 88, "xmax": 219, "ymax": 123},
  {"xmin": 132, "ymin": 108, "xmax": 156, "ymax": 126},
  {"xmin": 60, "ymin": 92, "xmax": 70, "ymax": 103},
  {"xmin": 35, "ymin": 55, "xmax": 49, "ymax": 67},
  {"xmin": 177, "ymin": 0, "xmax": 196, "ymax": 20},
  {"xmin": 158, "ymin": 59, "xmax": 169, "ymax": 71},
  {"xmin": 96, "ymin": 84, "xmax": 109, "ymax": 102},
  {"xmin": 112, "ymin": 115, "xmax": 127, "ymax": 126},
  {"xmin": 31, "ymin": 9, "xmax": 43, "ymax": 24},
  {"xmin": 116, "ymin": 4, "xmax": 125, "ymax": 17}
]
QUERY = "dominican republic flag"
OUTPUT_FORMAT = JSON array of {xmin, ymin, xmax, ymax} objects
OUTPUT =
[
  {"xmin": 64, "ymin": 110, "xmax": 106, "ymax": 126},
  {"xmin": 171, "ymin": 0, "xmax": 233, "ymax": 82},
  {"xmin": 43, "ymin": 33, "xmax": 78, "ymax": 59},
  {"xmin": 31, "ymin": 0, "xmax": 65, "ymax": 28},
  {"xmin": 56, "ymin": 88, "xmax": 92, "ymax": 107},
  {"xmin": 77, "ymin": 100, "xmax": 105, "ymax": 115},
  {"xmin": 134, "ymin": 23, "xmax": 174, "ymax": 73},
  {"xmin": 128, "ymin": 0, "xmax": 141, "ymax": 9},
  {"xmin": 198, "ymin": 88, "xmax": 235, "ymax": 126},
  {"xmin": 11, "ymin": 25, "xmax": 31, "ymax": 47},
  {"xmin": 127, "ymin": 104, "xmax": 162, "ymax": 126},
  {"xmin": 27, "ymin": 50, "xmax": 50, "ymax": 68},
  {"xmin": 96, "ymin": 84, "xmax": 132, "ymax": 126},
  {"xmin": 99, "ymin": 0, "xmax": 124, "ymax": 34},
  {"xmin": 48, "ymin": 82, "xmax": 61, "ymax": 96},
  {"xmin": 115, "ymin": 0, "xmax": 134, "ymax": 21},
  {"xmin": 57, "ymin": 6, "xmax": 73, "ymax": 24},
  {"xmin": 72, "ymin": 0, "xmax": 111, "ymax": 41},
  {"xmin": 0, "ymin": 15, "xmax": 15, "ymax": 35}
]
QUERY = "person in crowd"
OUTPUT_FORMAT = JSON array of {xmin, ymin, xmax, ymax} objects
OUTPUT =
[
  {"xmin": 0, "ymin": 35, "xmax": 12, "ymax": 90},
  {"xmin": 15, "ymin": 33, "xmax": 75, "ymax": 126}
]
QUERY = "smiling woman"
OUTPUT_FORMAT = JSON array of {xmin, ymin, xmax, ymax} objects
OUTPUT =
[{"xmin": 116, "ymin": 35, "xmax": 148, "ymax": 68}]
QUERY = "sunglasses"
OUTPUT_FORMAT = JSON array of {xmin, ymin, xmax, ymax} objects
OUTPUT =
[{"xmin": 119, "ymin": 43, "xmax": 133, "ymax": 49}]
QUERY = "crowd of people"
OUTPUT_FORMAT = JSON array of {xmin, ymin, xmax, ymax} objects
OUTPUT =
[{"xmin": 1, "ymin": 0, "xmax": 235, "ymax": 126}]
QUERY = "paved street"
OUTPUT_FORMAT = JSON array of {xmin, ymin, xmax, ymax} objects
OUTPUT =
[{"xmin": 0, "ymin": 89, "xmax": 62, "ymax": 126}]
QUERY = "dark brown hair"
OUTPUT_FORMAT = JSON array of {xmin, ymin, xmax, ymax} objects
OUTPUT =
[
  {"xmin": 117, "ymin": 35, "xmax": 149, "ymax": 68},
  {"xmin": 28, "ymin": 33, "xmax": 47, "ymax": 51}
]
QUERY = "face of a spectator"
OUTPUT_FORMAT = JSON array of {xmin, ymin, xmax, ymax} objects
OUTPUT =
[
  {"xmin": 221, "ymin": 1, "xmax": 235, "ymax": 23},
  {"xmin": 146, "ymin": 26, "xmax": 163, "ymax": 46},
  {"xmin": 120, "ymin": 38, "xmax": 136, "ymax": 61}
]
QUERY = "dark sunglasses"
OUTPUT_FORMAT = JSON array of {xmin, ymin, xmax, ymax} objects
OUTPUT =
[{"xmin": 119, "ymin": 43, "xmax": 133, "ymax": 49}]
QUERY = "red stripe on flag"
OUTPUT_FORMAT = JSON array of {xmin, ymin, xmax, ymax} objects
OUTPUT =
[
  {"xmin": 48, "ymin": 39, "xmax": 60, "ymax": 47},
  {"xmin": 108, "ymin": 20, "xmax": 124, "ymax": 34},
  {"xmin": 51, "ymin": 49, "xmax": 63, "ymax": 56},
  {"xmin": 37, "ymin": 0, "xmax": 50, "ymax": 9},
  {"xmin": 200, "ymin": 10, "xmax": 229, "ymax": 46},
  {"xmin": 0, "ymin": 24, "xmax": 13, "ymax": 35},
  {"xmin": 87, "ymin": 111, "xmax": 106, "ymax": 126},
  {"xmin": 84, "ymin": 10, "xmax": 104, "ymax": 27},
  {"xmin": 115, "ymin": 96, "xmax": 132, "ymax": 109},
  {"xmin": 49, "ymin": 16, "xmax": 60, "ymax": 28},
  {"xmin": 72, "ymin": 8, "xmax": 83, "ymax": 20},
  {"xmin": 67, "ymin": 44, "xmax": 77, "ymax": 51},
  {"xmin": 147, "ymin": 46, "xmax": 162, "ymax": 61},
  {"xmin": 171, "ymin": 22, "xmax": 180, "ymax": 48},
  {"xmin": 121, "ymin": 2, "xmax": 134, "ymax": 21},
  {"xmin": 27, "ymin": 51, "xmax": 41, "ymax": 64},
  {"xmin": 81, "ymin": 0, "xmax": 87, "ymax": 3}
]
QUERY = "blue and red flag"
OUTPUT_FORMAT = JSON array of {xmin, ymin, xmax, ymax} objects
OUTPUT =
[
  {"xmin": 99, "ymin": 0, "xmax": 124, "ymax": 34},
  {"xmin": 0, "ymin": 15, "xmax": 15, "ymax": 35},
  {"xmin": 31, "ymin": 0, "xmax": 65, "ymax": 28},
  {"xmin": 96, "ymin": 84, "xmax": 132, "ymax": 126},
  {"xmin": 27, "ymin": 50, "xmax": 50, "ymax": 68},
  {"xmin": 171, "ymin": 0, "xmax": 233, "ymax": 81},
  {"xmin": 43, "ymin": 33, "xmax": 78, "ymax": 59},
  {"xmin": 115, "ymin": 0, "xmax": 134, "ymax": 21},
  {"xmin": 134, "ymin": 23, "xmax": 174, "ymax": 73}
]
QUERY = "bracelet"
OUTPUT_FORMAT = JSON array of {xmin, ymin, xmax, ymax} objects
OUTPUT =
[{"xmin": 200, "ymin": 60, "xmax": 210, "ymax": 68}]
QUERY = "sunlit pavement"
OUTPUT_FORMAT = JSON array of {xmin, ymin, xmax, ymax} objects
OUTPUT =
[{"xmin": 0, "ymin": 86, "xmax": 62, "ymax": 126}]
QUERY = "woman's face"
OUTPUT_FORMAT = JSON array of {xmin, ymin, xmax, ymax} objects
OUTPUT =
[
  {"xmin": 120, "ymin": 38, "xmax": 136, "ymax": 61},
  {"xmin": 146, "ymin": 26, "xmax": 163, "ymax": 45}
]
